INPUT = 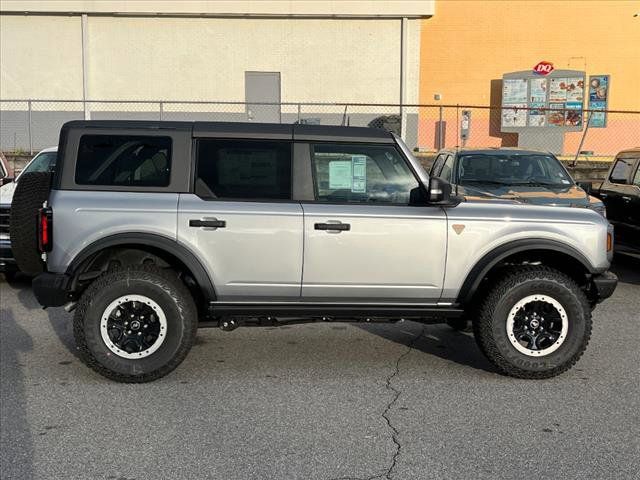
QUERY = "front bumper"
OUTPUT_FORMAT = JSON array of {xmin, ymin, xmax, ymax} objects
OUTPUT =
[
  {"xmin": 32, "ymin": 272, "xmax": 71, "ymax": 307},
  {"xmin": 591, "ymin": 271, "xmax": 618, "ymax": 302}
]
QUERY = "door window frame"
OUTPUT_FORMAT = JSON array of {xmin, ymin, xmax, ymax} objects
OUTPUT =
[
  {"xmin": 304, "ymin": 141, "xmax": 424, "ymax": 206},
  {"xmin": 192, "ymin": 137, "xmax": 298, "ymax": 203}
]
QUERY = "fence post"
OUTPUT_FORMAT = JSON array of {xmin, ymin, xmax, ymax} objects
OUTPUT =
[
  {"xmin": 438, "ymin": 106, "xmax": 444, "ymax": 149},
  {"xmin": 159, "ymin": 101, "xmax": 164, "ymax": 121},
  {"xmin": 297, "ymin": 103, "xmax": 301, "ymax": 123},
  {"xmin": 28, "ymin": 100, "xmax": 33, "ymax": 154}
]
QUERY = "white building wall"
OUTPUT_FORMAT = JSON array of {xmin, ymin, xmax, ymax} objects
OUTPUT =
[
  {"xmin": 1, "ymin": 15, "xmax": 422, "ymax": 104},
  {"xmin": 85, "ymin": 17, "xmax": 404, "ymax": 103},
  {"xmin": 1, "ymin": 15, "xmax": 84, "ymax": 100}
]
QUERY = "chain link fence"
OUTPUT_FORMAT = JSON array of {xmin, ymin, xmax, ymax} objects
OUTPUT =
[{"xmin": 1, "ymin": 100, "xmax": 638, "ymax": 160}]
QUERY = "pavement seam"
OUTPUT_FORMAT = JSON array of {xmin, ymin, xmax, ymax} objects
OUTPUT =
[
  {"xmin": 379, "ymin": 327, "xmax": 425, "ymax": 480},
  {"xmin": 328, "ymin": 327, "xmax": 424, "ymax": 480}
]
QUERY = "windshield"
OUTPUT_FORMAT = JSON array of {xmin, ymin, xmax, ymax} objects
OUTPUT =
[
  {"xmin": 457, "ymin": 154, "xmax": 573, "ymax": 187},
  {"xmin": 19, "ymin": 151, "xmax": 57, "ymax": 179}
]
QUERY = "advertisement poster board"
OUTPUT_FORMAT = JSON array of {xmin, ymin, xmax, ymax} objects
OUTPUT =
[
  {"xmin": 502, "ymin": 79, "xmax": 527, "ymax": 103},
  {"xmin": 549, "ymin": 78, "xmax": 568, "ymax": 102},
  {"xmin": 565, "ymin": 102, "xmax": 583, "ymax": 127},
  {"xmin": 565, "ymin": 78, "xmax": 584, "ymax": 102},
  {"xmin": 588, "ymin": 75, "xmax": 609, "ymax": 128},
  {"xmin": 502, "ymin": 104, "xmax": 527, "ymax": 127},
  {"xmin": 529, "ymin": 78, "xmax": 547, "ymax": 103},
  {"xmin": 547, "ymin": 103, "xmax": 565, "ymax": 126},
  {"xmin": 528, "ymin": 102, "xmax": 546, "ymax": 126}
]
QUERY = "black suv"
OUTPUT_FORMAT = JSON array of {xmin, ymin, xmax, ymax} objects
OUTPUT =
[{"xmin": 592, "ymin": 148, "xmax": 640, "ymax": 253}]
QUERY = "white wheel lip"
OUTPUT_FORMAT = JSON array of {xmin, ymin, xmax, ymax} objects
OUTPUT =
[
  {"xmin": 506, "ymin": 294, "xmax": 568, "ymax": 357},
  {"xmin": 100, "ymin": 294, "xmax": 167, "ymax": 360}
]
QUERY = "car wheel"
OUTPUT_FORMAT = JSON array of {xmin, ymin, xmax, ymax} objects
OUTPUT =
[
  {"xmin": 73, "ymin": 265, "xmax": 197, "ymax": 382},
  {"xmin": 474, "ymin": 266, "xmax": 591, "ymax": 379}
]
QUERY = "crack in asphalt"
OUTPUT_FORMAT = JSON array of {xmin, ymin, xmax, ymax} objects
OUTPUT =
[{"xmin": 329, "ymin": 327, "xmax": 425, "ymax": 480}]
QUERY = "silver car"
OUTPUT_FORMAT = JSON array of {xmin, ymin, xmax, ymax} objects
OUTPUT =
[{"xmin": 11, "ymin": 121, "xmax": 616, "ymax": 382}]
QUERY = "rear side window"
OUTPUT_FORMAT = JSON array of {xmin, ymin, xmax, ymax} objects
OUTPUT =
[
  {"xmin": 76, "ymin": 135, "xmax": 171, "ymax": 186},
  {"xmin": 196, "ymin": 139, "xmax": 292, "ymax": 200},
  {"xmin": 609, "ymin": 158, "xmax": 634, "ymax": 184}
]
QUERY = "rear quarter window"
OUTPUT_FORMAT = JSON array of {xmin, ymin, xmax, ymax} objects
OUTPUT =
[
  {"xmin": 609, "ymin": 158, "xmax": 635, "ymax": 185},
  {"xmin": 75, "ymin": 135, "xmax": 172, "ymax": 187}
]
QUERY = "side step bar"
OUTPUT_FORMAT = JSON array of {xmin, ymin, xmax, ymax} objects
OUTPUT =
[{"xmin": 207, "ymin": 302, "xmax": 464, "ymax": 320}]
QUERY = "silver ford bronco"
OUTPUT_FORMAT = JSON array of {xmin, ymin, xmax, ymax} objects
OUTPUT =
[{"xmin": 12, "ymin": 121, "xmax": 617, "ymax": 382}]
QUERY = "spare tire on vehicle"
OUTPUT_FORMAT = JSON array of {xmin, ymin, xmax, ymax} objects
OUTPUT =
[{"xmin": 10, "ymin": 171, "xmax": 52, "ymax": 276}]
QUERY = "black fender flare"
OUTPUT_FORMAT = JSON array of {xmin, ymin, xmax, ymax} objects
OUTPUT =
[
  {"xmin": 456, "ymin": 238, "xmax": 601, "ymax": 304},
  {"xmin": 66, "ymin": 232, "xmax": 216, "ymax": 301}
]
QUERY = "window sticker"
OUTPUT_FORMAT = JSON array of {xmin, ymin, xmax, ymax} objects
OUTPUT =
[
  {"xmin": 351, "ymin": 155, "xmax": 367, "ymax": 193},
  {"xmin": 329, "ymin": 160, "xmax": 352, "ymax": 189}
]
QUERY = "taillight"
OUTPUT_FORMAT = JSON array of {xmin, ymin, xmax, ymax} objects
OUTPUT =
[{"xmin": 38, "ymin": 207, "xmax": 53, "ymax": 253}]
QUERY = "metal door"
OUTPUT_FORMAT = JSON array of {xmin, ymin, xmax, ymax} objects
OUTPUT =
[
  {"xmin": 301, "ymin": 204, "xmax": 447, "ymax": 302},
  {"xmin": 178, "ymin": 195, "xmax": 303, "ymax": 301},
  {"xmin": 245, "ymin": 72, "xmax": 281, "ymax": 123}
]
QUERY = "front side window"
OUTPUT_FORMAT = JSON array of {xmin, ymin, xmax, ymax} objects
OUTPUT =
[
  {"xmin": 456, "ymin": 154, "xmax": 573, "ymax": 187},
  {"xmin": 311, "ymin": 143, "xmax": 419, "ymax": 204},
  {"xmin": 431, "ymin": 154, "xmax": 446, "ymax": 177},
  {"xmin": 632, "ymin": 162, "xmax": 640, "ymax": 187},
  {"xmin": 196, "ymin": 139, "xmax": 292, "ymax": 200},
  {"xmin": 609, "ymin": 158, "xmax": 634, "ymax": 185},
  {"xmin": 76, "ymin": 135, "xmax": 171, "ymax": 186},
  {"xmin": 439, "ymin": 155, "xmax": 455, "ymax": 182}
]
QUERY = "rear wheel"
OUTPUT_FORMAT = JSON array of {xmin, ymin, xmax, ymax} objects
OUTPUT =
[
  {"xmin": 474, "ymin": 266, "xmax": 591, "ymax": 379},
  {"xmin": 73, "ymin": 266, "xmax": 197, "ymax": 382}
]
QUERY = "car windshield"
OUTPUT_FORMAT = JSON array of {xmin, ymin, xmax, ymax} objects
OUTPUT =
[
  {"xmin": 19, "ymin": 151, "xmax": 57, "ymax": 179},
  {"xmin": 457, "ymin": 154, "xmax": 573, "ymax": 187}
]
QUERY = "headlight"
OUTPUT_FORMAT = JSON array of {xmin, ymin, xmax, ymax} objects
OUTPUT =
[{"xmin": 588, "ymin": 202, "xmax": 607, "ymax": 218}]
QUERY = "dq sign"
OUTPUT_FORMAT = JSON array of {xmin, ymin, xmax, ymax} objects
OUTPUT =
[{"xmin": 533, "ymin": 61, "xmax": 554, "ymax": 75}]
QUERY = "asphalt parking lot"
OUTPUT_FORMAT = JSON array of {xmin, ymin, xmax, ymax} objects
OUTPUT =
[{"xmin": 1, "ymin": 256, "xmax": 639, "ymax": 480}]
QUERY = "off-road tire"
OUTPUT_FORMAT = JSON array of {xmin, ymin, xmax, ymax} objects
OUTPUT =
[
  {"xmin": 9, "ymin": 171, "xmax": 52, "ymax": 276},
  {"xmin": 73, "ymin": 265, "xmax": 197, "ymax": 383},
  {"xmin": 474, "ymin": 266, "xmax": 591, "ymax": 379}
]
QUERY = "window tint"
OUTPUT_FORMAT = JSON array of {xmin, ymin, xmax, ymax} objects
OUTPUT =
[
  {"xmin": 76, "ymin": 135, "xmax": 171, "ymax": 186},
  {"xmin": 456, "ymin": 154, "xmax": 572, "ymax": 186},
  {"xmin": 311, "ymin": 143, "xmax": 418, "ymax": 204},
  {"xmin": 609, "ymin": 158, "xmax": 634, "ymax": 184},
  {"xmin": 439, "ymin": 155, "xmax": 455, "ymax": 182},
  {"xmin": 196, "ymin": 139, "xmax": 292, "ymax": 200},
  {"xmin": 23, "ymin": 152, "xmax": 57, "ymax": 176}
]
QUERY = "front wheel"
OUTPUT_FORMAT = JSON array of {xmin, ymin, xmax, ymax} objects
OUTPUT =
[
  {"xmin": 74, "ymin": 266, "xmax": 197, "ymax": 382},
  {"xmin": 474, "ymin": 266, "xmax": 592, "ymax": 379}
]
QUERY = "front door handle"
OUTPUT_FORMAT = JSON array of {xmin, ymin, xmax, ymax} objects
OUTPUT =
[
  {"xmin": 622, "ymin": 196, "xmax": 632, "ymax": 202},
  {"xmin": 189, "ymin": 218, "xmax": 226, "ymax": 229},
  {"xmin": 314, "ymin": 221, "xmax": 350, "ymax": 232}
]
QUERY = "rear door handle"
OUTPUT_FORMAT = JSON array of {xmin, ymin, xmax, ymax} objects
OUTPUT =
[
  {"xmin": 314, "ymin": 221, "xmax": 350, "ymax": 232},
  {"xmin": 622, "ymin": 196, "xmax": 632, "ymax": 202},
  {"xmin": 189, "ymin": 218, "xmax": 226, "ymax": 229}
]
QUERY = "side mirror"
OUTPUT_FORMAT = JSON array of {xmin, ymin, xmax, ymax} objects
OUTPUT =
[
  {"xmin": 0, "ymin": 176, "xmax": 14, "ymax": 186},
  {"xmin": 577, "ymin": 181, "xmax": 592, "ymax": 194},
  {"xmin": 427, "ymin": 176, "xmax": 452, "ymax": 204}
]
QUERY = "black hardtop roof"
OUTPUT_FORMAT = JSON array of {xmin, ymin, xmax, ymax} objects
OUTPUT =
[
  {"xmin": 439, "ymin": 147, "xmax": 555, "ymax": 156},
  {"xmin": 61, "ymin": 120, "xmax": 395, "ymax": 143}
]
